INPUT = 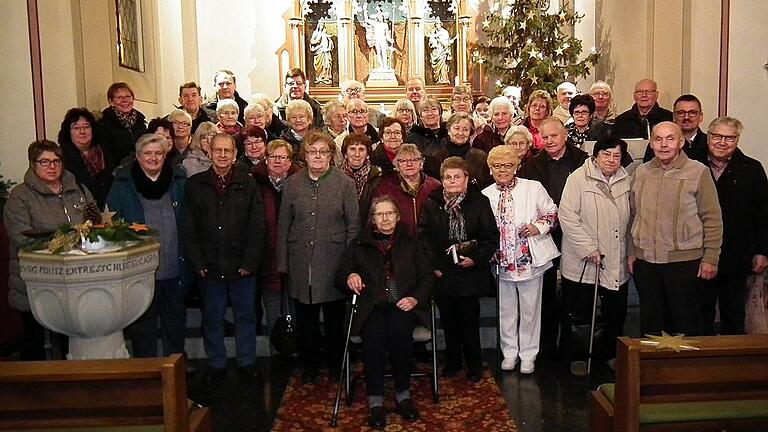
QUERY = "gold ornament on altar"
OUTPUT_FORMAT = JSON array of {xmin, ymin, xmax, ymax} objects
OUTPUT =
[{"xmin": 641, "ymin": 331, "xmax": 700, "ymax": 352}]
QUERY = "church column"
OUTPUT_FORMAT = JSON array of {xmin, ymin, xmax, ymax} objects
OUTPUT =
[
  {"xmin": 457, "ymin": 14, "xmax": 471, "ymax": 85},
  {"xmin": 289, "ymin": 17, "xmax": 305, "ymax": 70},
  {"xmin": 407, "ymin": 0, "xmax": 425, "ymax": 80},
  {"xmin": 336, "ymin": 1, "xmax": 354, "ymax": 82}
]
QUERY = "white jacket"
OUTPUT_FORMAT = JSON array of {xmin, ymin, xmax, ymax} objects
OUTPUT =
[{"xmin": 559, "ymin": 159, "xmax": 631, "ymax": 290}]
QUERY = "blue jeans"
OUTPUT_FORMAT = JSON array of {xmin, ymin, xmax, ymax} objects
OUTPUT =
[{"xmin": 200, "ymin": 275, "xmax": 258, "ymax": 369}]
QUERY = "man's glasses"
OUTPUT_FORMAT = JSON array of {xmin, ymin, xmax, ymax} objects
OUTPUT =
[
  {"xmin": 674, "ymin": 110, "xmax": 700, "ymax": 118},
  {"xmin": 268, "ymin": 155, "xmax": 290, "ymax": 161},
  {"xmin": 709, "ymin": 133, "xmax": 738, "ymax": 143}
]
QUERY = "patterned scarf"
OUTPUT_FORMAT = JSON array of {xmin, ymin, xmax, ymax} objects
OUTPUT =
[
  {"xmin": 340, "ymin": 159, "xmax": 371, "ymax": 198},
  {"xmin": 112, "ymin": 106, "xmax": 137, "ymax": 129},
  {"xmin": 81, "ymin": 145, "xmax": 105, "ymax": 176},
  {"xmin": 495, "ymin": 180, "xmax": 518, "ymax": 267},
  {"xmin": 399, "ymin": 173, "xmax": 422, "ymax": 198},
  {"xmin": 217, "ymin": 122, "xmax": 243, "ymax": 136},
  {"xmin": 443, "ymin": 189, "xmax": 467, "ymax": 243}
]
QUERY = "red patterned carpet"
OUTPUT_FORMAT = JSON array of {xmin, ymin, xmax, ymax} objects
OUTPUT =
[{"xmin": 272, "ymin": 365, "xmax": 519, "ymax": 431}]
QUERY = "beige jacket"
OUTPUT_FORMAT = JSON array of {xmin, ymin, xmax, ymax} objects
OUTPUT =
[
  {"xmin": 628, "ymin": 153, "xmax": 722, "ymax": 265},
  {"xmin": 559, "ymin": 159, "xmax": 631, "ymax": 290}
]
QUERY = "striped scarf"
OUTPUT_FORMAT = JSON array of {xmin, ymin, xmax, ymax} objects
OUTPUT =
[{"xmin": 443, "ymin": 189, "xmax": 467, "ymax": 243}]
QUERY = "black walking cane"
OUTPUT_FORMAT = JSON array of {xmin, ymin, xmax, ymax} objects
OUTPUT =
[
  {"xmin": 330, "ymin": 294, "xmax": 358, "ymax": 427},
  {"xmin": 587, "ymin": 258, "xmax": 603, "ymax": 374}
]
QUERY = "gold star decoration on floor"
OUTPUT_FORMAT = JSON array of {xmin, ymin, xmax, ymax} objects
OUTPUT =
[{"xmin": 641, "ymin": 331, "xmax": 700, "ymax": 352}]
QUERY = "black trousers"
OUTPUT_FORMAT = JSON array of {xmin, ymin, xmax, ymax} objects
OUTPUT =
[
  {"xmin": 700, "ymin": 272, "xmax": 748, "ymax": 335},
  {"xmin": 437, "ymin": 295, "xmax": 482, "ymax": 373},
  {"xmin": 633, "ymin": 259, "xmax": 702, "ymax": 336},
  {"xmin": 560, "ymin": 278, "xmax": 628, "ymax": 361},
  {"xmin": 540, "ymin": 262, "xmax": 561, "ymax": 357},
  {"xmin": 20, "ymin": 312, "xmax": 46, "ymax": 361},
  {"xmin": 360, "ymin": 303, "xmax": 415, "ymax": 396},
  {"xmin": 294, "ymin": 298, "xmax": 346, "ymax": 371}
]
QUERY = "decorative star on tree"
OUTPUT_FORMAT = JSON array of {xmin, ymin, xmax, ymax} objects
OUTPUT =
[{"xmin": 641, "ymin": 332, "xmax": 700, "ymax": 352}]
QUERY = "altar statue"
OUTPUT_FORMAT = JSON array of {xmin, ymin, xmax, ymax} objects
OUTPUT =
[
  {"xmin": 426, "ymin": 22, "xmax": 455, "ymax": 84},
  {"xmin": 310, "ymin": 22, "xmax": 334, "ymax": 85},
  {"xmin": 364, "ymin": 6, "xmax": 394, "ymax": 70}
]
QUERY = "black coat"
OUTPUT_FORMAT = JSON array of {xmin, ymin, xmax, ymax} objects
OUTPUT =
[
  {"xmin": 60, "ymin": 140, "xmax": 116, "ymax": 209},
  {"xmin": 335, "ymin": 225, "xmax": 434, "ymax": 335},
  {"xmin": 611, "ymin": 103, "xmax": 673, "ymax": 140},
  {"xmin": 96, "ymin": 107, "xmax": 148, "ymax": 163},
  {"xmin": 517, "ymin": 143, "xmax": 588, "ymax": 205},
  {"xmin": 183, "ymin": 163, "xmax": 265, "ymax": 279},
  {"xmin": 205, "ymin": 90, "xmax": 249, "ymax": 125},
  {"xmin": 695, "ymin": 148, "xmax": 768, "ymax": 275},
  {"xmin": 418, "ymin": 186, "xmax": 499, "ymax": 298},
  {"xmin": 406, "ymin": 124, "xmax": 447, "ymax": 157}
]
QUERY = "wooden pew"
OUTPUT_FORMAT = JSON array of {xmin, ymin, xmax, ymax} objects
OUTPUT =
[
  {"xmin": 591, "ymin": 335, "xmax": 768, "ymax": 432},
  {"xmin": 0, "ymin": 354, "xmax": 211, "ymax": 432}
]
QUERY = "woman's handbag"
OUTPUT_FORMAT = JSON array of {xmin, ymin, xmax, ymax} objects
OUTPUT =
[
  {"xmin": 528, "ymin": 232, "xmax": 561, "ymax": 267},
  {"xmin": 270, "ymin": 287, "xmax": 299, "ymax": 355}
]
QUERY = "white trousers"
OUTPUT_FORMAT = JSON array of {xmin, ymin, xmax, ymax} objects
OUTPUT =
[{"xmin": 498, "ymin": 276, "xmax": 543, "ymax": 362}]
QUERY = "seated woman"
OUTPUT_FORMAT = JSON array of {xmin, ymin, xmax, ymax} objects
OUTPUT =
[
  {"xmin": 336, "ymin": 196, "xmax": 434, "ymax": 429},
  {"xmin": 181, "ymin": 121, "xmax": 217, "ymax": 177},
  {"xmin": 58, "ymin": 107, "xmax": 115, "ymax": 208}
]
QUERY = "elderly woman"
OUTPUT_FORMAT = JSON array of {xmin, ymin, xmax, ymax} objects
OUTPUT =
[
  {"xmin": 370, "ymin": 117, "xmax": 405, "ymax": 174},
  {"xmin": 277, "ymin": 131, "xmax": 361, "ymax": 382},
  {"xmin": 373, "ymin": 144, "xmax": 441, "ymax": 237},
  {"xmin": 472, "ymin": 95, "xmax": 491, "ymax": 129},
  {"xmin": 443, "ymin": 85, "xmax": 473, "ymax": 121},
  {"xmin": 216, "ymin": 98, "xmax": 243, "ymax": 136},
  {"xmin": 426, "ymin": 112, "xmax": 490, "ymax": 188},
  {"xmin": 58, "ymin": 107, "xmax": 115, "ymax": 208},
  {"xmin": 336, "ymin": 196, "xmax": 433, "ymax": 428},
  {"xmin": 243, "ymin": 103, "xmax": 277, "ymax": 142},
  {"xmin": 96, "ymin": 82, "xmax": 148, "ymax": 163},
  {"xmin": 418, "ymin": 157, "xmax": 499, "ymax": 382},
  {"xmin": 105, "ymin": 133, "xmax": 188, "ymax": 357},
  {"xmin": 394, "ymin": 99, "xmax": 417, "ymax": 133},
  {"xmin": 4, "ymin": 140, "xmax": 94, "ymax": 360},
  {"xmin": 559, "ymin": 137, "xmax": 631, "ymax": 375},
  {"xmin": 505, "ymin": 125, "xmax": 535, "ymax": 168},
  {"xmin": 251, "ymin": 140, "xmax": 300, "ymax": 340},
  {"xmin": 474, "ymin": 96, "xmax": 515, "ymax": 153},
  {"xmin": 566, "ymin": 95, "xmax": 610, "ymax": 148},
  {"xmin": 322, "ymin": 99, "xmax": 348, "ymax": 138},
  {"xmin": 250, "ymin": 92, "xmax": 288, "ymax": 140},
  {"xmin": 237, "ymin": 126, "xmax": 268, "ymax": 169},
  {"xmin": 522, "ymin": 90, "xmax": 553, "ymax": 151},
  {"xmin": 482, "ymin": 146, "xmax": 558, "ymax": 374},
  {"xmin": 168, "ymin": 109, "xmax": 194, "ymax": 164},
  {"xmin": 182, "ymin": 121, "xmax": 216, "ymax": 177},
  {"xmin": 280, "ymin": 99, "xmax": 315, "ymax": 161},
  {"xmin": 405, "ymin": 95, "xmax": 447, "ymax": 157},
  {"xmin": 589, "ymin": 81, "xmax": 616, "ymax": 125},
  {"xmin": 340, "ymin": 133, "xmax": 382, "ymax": 225}
]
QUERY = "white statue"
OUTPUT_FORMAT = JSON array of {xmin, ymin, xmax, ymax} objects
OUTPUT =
[
  {"xmin": 310, "ymin": 22, "xmax": 334, "ymax": 85},
  {"xmin": 363, "ymin": 6, "xmax": 394, "ymax": 70},
  {"xmin": 426, "ymin": 22, "xmax": 455, "ymax": 84}
]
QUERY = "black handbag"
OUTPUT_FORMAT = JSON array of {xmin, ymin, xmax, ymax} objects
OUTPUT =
[
  {"xmin": 567, "ymin": 262, "xmax": 606, "ymax": 358},
  {"xmin": 270, "ymin": 288, "xmax": 299, "ymax": 356}
]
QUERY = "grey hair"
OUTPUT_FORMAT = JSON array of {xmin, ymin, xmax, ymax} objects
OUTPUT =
[
  {"xmin": 135, "ymin": 133, "xmax": 171, "ymax": 154},
  {"xmin": 504, "ymin": 125, "xmax": 533, "ymax": 144},
  {"xmin": 286, "ymin": 99, "xmax": 313, "ymax": 122},
  {"xmin": 216, "ymin": 98, "xmax": 239, "ymax": 114},
  {"xmin": 168, "ymin": 108, "xmax": 192, "ymax": 124},
  {"xmin": 322, "ymin": 99, "xmax": 346, "ymax": 124},
  {"xmin": 489, "ymin": 96, "xmax": 513, "ymax": 116},
  {"xmin": 244, "ymin": 103, "xmax": 266, "ymax": 120},
  {"xmin": 708, "ymin": 116, "xmax": 744, "ymax": 135}
]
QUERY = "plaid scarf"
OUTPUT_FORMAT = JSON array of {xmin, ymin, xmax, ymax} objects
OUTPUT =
[
  {"xmin": 443, "ymin": 189, "xmax": 467, "ymax": 243},
  {"xmin": 340, "ymin": 159, "xmax": 371, "ymax": 198}
]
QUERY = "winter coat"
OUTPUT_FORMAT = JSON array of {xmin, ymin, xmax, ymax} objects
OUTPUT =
[
  {"xmin": 472, "ymin": 124, "xmax": 505, "ymax": 154},
  {"xmin": 4, "ymin": 169, "xmax": 93, "ymax": 311},
  {"xmin": 205, "ymin": 90, "xmax": 248, "ymax": 125},
  {"xmin": 251, "ymin": 162, "xmax": 300, "ymax": 292},
  {"xmin": 369, "ymin": 144, "xmax": 396, "ymax": 174},
  {"xmin": 611, "ymin": 103, "xmax": 673, "ymax": 140},
  {"xmin": 105, "ymin": 163, "xmax": 190, "ymax": 286},
  {"xmin": 180, "ymin": 150, "xmax": 212, "ymax": 178},
  {"xmin": 425, "ymin": 140, "xmax": 491, "ymax": 188},
  {"xmin": 418, "ymin": 186, "xmax": 499, "ymax": 298},
  {"xmin": 274, "ymin": 93, "xmax": 324, "ymax": 129},
  {"xmin": 335, "ymin": 225, "xmax": 434, "ymax": 335},
  {"xmin": 183, "ymin": 164, "xmax": 265, "ymax": 279},
  {"xmin": 516, "ymin": 143, "xmax": 589, "ymax": 205},
  {"xmin": 60, "ymin": 140, "xmax": 116, "ymax": 209},
  {"xmin": 559, "ymin": 159, "xmax": 631, "ymax": 290},
  {"xmin": 96, "ymin": 107, "xmax": 148, "ymax": 163},
  {"xmin": 406, "ymin": 124, "xmax": 447, "ymax": 157},
  {"xmin": 277, "ymin": 167, "xmax": 361, "ymax": 304},
  {"xmin": 372, "ymin": 172, "xmax": 441, "ymax": 238},
  {"xmin": 347, "ymin": 165, "xmax": 382, "ymax": 226}
]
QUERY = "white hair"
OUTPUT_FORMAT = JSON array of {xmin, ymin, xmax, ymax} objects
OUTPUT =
[{"xmin": 489, "ymin": 96, "xmax": 513, "ymax": 116}]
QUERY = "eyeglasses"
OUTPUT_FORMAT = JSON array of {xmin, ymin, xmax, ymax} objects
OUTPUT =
[
  {"xmin": 634, "ymin": 89, "xmax": 657, "ymax": 95},
  {"xmin": 674, "ymin": 110, "xmax": 701, "ymax": 118},
  {"xmin": 709, "ymin": 133, "xmax": 739, "ymax": 143},
  {"xmin": 452, "ymin": 97, "xmax": 472, "ymax": 103},
  {"xmin": 572, "ymin": 110, "xmax": 591, "ymax": 116},
  {"xmin": 267, "ymin": 154, "xmax": 290, "ymax": 161},
  {"xmin": 244, "ymin": 138, "xmax": 264, "ymax": 146},
  {"xmin": 285, "ymin": 80, "xmax": 305, "ymax": 87},
  {"xmin": 201, "ymin": 134, "xmax": 215, "ymax": 141},
  {"xmin": 35, "ymin": 158, "xmax": 63, "ymax": 168},
  {"xmin": 344, "ymin": 87, "xmax": 362, "ymax": 94},
  {"xmin": 70, "ymin": 124, "xmax": 92, "ymax": 132},
  {"xmin": 491, "ymin": 162, "xmax": 516, "ymax": 170},
  {"xmin": 396, "ymin": 108, "xmax": 413, "ymax": 114},
  {"xmin": 373, "ymin": 210, "xmax": 398, "ymax": 219},
  {"xmin": 383, "ymin": 130, "xmax": 402, "ymax": 137},
  {"xmin": 591, "ymin": 91, "xmax": 611, "ymax": 98},
  {"xmin": 172, "ymin": 121, "xmax": 191, "ymax": 127},
  {"xmin": 396, "ymin": 157, "xmax": 423, "ymax": 165},
  {"xmin": 529, "ymin": 103, "xmax": 548, "ymax": 110},
  {"xmin": 348, "ymin": 109, "xmax": 368, "ymax": 115},
  {"xmin": 307, "ymin": 149, "xmax": 331, "ymax": 157},
  {"xmin": 507, "ymin": 141, "xmax": 529, "ymax": 148}
]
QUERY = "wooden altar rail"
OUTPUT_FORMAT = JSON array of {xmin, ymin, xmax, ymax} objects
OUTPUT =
[
  {"xmin": 590, "ymin": 335, "xmax": 768, "ymax": 432},
  {"xmin": 0, "ymin": 354, "xmax": 211, "ymax": 432}
]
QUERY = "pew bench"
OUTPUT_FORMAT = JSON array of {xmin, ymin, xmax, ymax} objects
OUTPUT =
[
  {"xmin": 0, "ymin": 354, "xmax": 211, "ymax": 432},
  {"xmin": 590, "ymin": 335, "xmax": 768, "ymax": 432}
]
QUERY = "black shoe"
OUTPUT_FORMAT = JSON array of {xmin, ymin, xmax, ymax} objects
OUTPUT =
[
  {"xmin": 467, "ymin": 369, "xmax": 482, "ymax": 383},
  {"xmin": 396, "ymin": 398, "xmax": 419, "ymax": 421},
  {"xmin": 441, "ymin": 367, "xmax": 459, "ymax": 378},
  {"xmin": 368, "ymin": 406, "xmax": 386, "ymax": 429},
  {"xmin": 237, "ymin": 365, "xmax": 259, "ymax": 382},
  {"xmin": 203, "ymin": 367, "xmax": 226, "ymax": 385},
  {"xmin": 301, "ymin": 367, "xmax": 318, "ymax": 383}
]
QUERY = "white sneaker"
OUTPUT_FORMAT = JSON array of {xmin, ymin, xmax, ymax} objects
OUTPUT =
[
  {"xmin": 501, "ymin": 358, "xmax": 517, "ymax": 371},
  {"xmin": 520, "ymin": 360, "xmax": 535, "ymax": 374}
]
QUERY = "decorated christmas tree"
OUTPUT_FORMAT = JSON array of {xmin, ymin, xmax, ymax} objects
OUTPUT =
[{"xmin": 473, "ymin": 0, "xmax": 600, "ymax": 98}]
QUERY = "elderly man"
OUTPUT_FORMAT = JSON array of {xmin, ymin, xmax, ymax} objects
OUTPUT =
[
  {"xmin": 629, "ymin": 121, "xmax": 722, "ymax": 336},
  {"xmin": 552, "ymin": 82, "xmax": 578, "ymax": 125},
  {"xmin": 612, "ymin": 78, "xmax": 673, "ymax": 139},
  {"xmin": 694, "ymin": 117, "xmax": 768, "ymax": 335},
  {"xmin": 405, "ymin": 76, "xmax": 426, "ymax": 108},
  {"xmin": 340, "ymin": 79, "xmax": 386, "ymax": 128},
  {"xmin": 184, "ymin": 133, "xmax": 265, "ymax": 381},
  {"xmin": 205, "ymin": 70, "xmax": 248, "ymax": 125},
  {"xmin": 589, "ymin": 80, "xmax": 615, "ymax": 124},
  {"xmin": 274, "ymin": 68, "xmax": 323, "ymax": 128},
  {"xmin": 333, "ymin": 99, "xmax": 380, "ymax": 163},
  {"xmin": 517, "ymin": 118, "xmax": 588, "ymax": 360},
  {"xmin": 177, "ymin": 81, "xmax": 217, "ymax": 132}
]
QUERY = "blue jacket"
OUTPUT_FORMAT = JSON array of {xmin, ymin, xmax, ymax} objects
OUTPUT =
[{"xmin": 105, "ymin": 163, "xmax": 190, "ymax": 285}]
